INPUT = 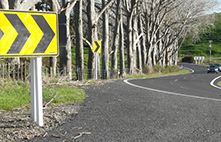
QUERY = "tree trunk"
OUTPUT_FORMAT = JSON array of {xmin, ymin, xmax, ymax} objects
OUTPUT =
[
  {"xmin": 125, "ymin": 0, "xmax": 137, "ymax": 74},
  {"xmin": 87, "ymin": 0, "xmax": 97, "ymax": 79},
  {"xmin": 119, "ymin": 2, "xmax": 125, "ymax": 77},
  {"xmin": 86, "ymin": 0, "xmax": 115, "ymax": 79},
  {"xmin": 132, "ymin": 12, "xmax": 138, "ymax": 73},
  {"xmin": 101, "ymin": 0, "xmax": 109, "ymax": 79},
  {"xmin": 49, "ymin": 0, "xmax": 58, "ymax": 77},
  {"xmin": 65, "ymin": 5, "xmax": 72, "ymax": 80},
  {"xmin": 111, "ymin": 0, "xmax": 121, "ymax": 78},
  {"xmin": 16, "ymin": 0, "xmax": 41, "ymax": 10},
  {"xmin": 139, "ymin": 14, "xmax": 146, "ymax": 68},
  {"xmin": 1, "ymin": 0, "xmax": 9, "ymax": 9},
  {"xmin": 75, "ymin": 0, "xmax": 84, "ymax": 80},
  {"xmin": 57, "ymin": 0, "xmax": 78, "ymax": 80}
]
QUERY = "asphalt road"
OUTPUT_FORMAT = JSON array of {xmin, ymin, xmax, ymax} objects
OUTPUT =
[
  {"xmin": 28, "ymin": 63, "xmax": 221, "ymax": 142},
  {"xmin": 126, "ymin": 63, "xmax": 221, "ymax": 101}
]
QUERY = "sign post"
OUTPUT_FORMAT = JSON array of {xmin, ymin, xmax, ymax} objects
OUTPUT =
[
  {"xmin": 31, "ymin": 57, "xmax": 43, "ymax": 126},
  {"xmin": 93, "ymin": 41, "xmax": 101, "ymax": 80},
  {"xmin": 0, "ymin": 10, "xmax": 58, "ymax": 127}
]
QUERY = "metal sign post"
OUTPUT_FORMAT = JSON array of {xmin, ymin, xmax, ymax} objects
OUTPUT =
[
  {"xmin": 31, "ymin": 57, "xmax": 43, "ymax": 127},
  {"xmin": 93, "ymin": 41, "xmax": 101, "ymax": 80},
  {"xmin": 95, "ymin": 53, "xmax": 98, "ymax": 80}
]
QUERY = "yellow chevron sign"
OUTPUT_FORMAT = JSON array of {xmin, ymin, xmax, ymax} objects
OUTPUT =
[
  {"xmin": 0, "ymin": 10, "xmax": 58, "ymax": 57},
  {"xmin": 93, "ymin": 40, "xmax": 101, "ymax": 53}
]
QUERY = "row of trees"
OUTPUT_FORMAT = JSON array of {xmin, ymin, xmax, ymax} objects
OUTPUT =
[{"xmin": 0, "ymin": 0, "xmax": 218, "ymax": 80}]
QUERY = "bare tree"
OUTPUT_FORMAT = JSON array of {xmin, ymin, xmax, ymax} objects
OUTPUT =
[
  {"xmin": 86, "ymin": 0, "xmax": 116, "ymax": 79},
  {"xmin": 51, "ymin": 0, "xmax": 79, "ymax": 80},
  {"xmin": 124, "ymin": 0, "xmax": 139, "ymax": 74},
  {"xmin": 157, "ymin": 0, "xmax": 217, "ymax": 66},
  {"xmin": 101, "ymin": 0, "xmax": 110, "ymax": 79},
  {"xmin": 111, "ymin": 0, "xmax": 121, "ymax": 78},
  {"xmin": 119, "ymin": 0, "xmax": 125, "ymax": 76}
]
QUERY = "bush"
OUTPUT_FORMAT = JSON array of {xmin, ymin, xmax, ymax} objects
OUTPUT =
[
  {"xmin": 142, "ymin": 65, "xmax": 150, "ymax": 74},
  {"xmin": 153, "ymin": 65, "xmax": 180, "ymax": 74},
  {"xmin": 171, "ymin": 65, "xmax": 181, "ymax": 72},
  {"xmin": 153, "ymin": 64, "xmax": 163, "ymax": 72},
  {"xmin": 182, "ymin": 55, "xmax": 194, "ymax": 63}
]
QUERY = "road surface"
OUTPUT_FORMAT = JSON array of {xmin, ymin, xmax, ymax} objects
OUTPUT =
[{"xmin": 28, "ymin": 63, "xmax": 221, "ymax": 142}]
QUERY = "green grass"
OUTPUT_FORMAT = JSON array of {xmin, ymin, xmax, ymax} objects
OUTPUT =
[
  {"xmin": 218, "ymin": 81, "xmax": 221, "ymax": 86},
  {"xmin": 43, "ymin": 86, "xmax": 85, "ymax": 104},
  {"xmin": 125, "ymin": 69, "xmax": 189, "ymax": 79},
  {"xmin": 0, "ymin": 80, "xmax": 85, "ymax": 110},
  {"xmin": 0, "ymin": 81, "xmax": 31, "ymax": 110},
  {"xmin": 2, "ymin": 67, "xmax": 218, "ymax": 111}
]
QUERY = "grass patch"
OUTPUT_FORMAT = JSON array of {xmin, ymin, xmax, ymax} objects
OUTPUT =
[
  {"xmin": 43, "ymin": 86, "xmax": 85, "ymax": 104},
  {"xmin": 0, "ymin": 81, "xmax": 30, "ymax": 110},
  {"xmin": 125, "ymin": 67, "xmax": 189, "ymax": 79},
  {"xmin": 0, "ymin": 65, "xmax": 189, "ymax": 110},
  {"xmin": 218, "ymin": 81, "xmax": 221, "ymax": 86},
  {"xmin": 0, "ymin": 80, "xmax": 85, "ymax": 110}
]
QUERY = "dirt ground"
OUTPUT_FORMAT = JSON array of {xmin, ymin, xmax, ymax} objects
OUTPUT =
[{"xmin": 0, "ymin": 80, "xmax": 111, "ymax": 142}]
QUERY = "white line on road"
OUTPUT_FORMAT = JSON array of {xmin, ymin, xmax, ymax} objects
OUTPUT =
[
  {"xmin": 210, "ymin": 76, "xmax": 221, "ymax": 90},
  {"xmin": 124, "ymin": 69, "xmax": 221, "ymax": 102}
]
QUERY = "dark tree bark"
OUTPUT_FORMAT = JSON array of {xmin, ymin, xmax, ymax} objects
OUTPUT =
[{"xmin": 75, "ymin": 0, "xmax": 84, "ymax": 80}]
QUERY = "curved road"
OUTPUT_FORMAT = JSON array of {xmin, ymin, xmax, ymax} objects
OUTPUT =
[
  {"xmin": 28, "ymin": 63, "xmax": 221, "ymax": 142},
  {"xmin": 125, "ymin": 63, "xmax": 221, "ymax": 101}
]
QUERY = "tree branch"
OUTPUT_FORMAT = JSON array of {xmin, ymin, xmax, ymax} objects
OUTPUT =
[
  {"xmin": 96, "ymin": 0, "xmax": 116, "ymax": 21},
  {"xmin": 83, "ymin": 37, "xmax": 93, "ymax": 52},
  {"xmin": 17, "ymin": 0, "xmax": 42, "ymax": 10}
]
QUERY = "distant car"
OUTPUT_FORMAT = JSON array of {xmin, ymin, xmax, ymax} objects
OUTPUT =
[
  {"xmin": 213, "ymin": 63, "xmax": 221, "ymax": 72},
  {"xmin": 207, "ymin": 65, "xmax": 218, "ymax": 73}
]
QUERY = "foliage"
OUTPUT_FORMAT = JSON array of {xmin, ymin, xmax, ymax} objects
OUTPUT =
[
  {"xmin": 142, "ymin": 65, "xmax": 150, "ymax": 74},
  {"xmin": 179, "ymin": 13, "xmax": 221, "ymax": 58},
  {"xmin": 181, "ymin": 55, "xmax": 194, "ymax": 63}
]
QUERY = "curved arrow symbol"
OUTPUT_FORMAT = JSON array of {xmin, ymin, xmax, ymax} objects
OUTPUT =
[
  {"xmin": 94, "ymin": 41, "xmax": 100, "ymax": 52},
  {"xmin": 0, "ymin": 29, "xmax": 3, "ymax": 41},
  {"xmin": 5, "ymin": 14, "xmax": 30, "ymax": 54},
  {"xmin": 32, "ymin": 15, "xmax": 55, "ymax": 53}
]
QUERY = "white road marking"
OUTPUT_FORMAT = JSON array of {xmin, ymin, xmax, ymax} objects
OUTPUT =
[
  {"xmin": 210, "ymin": 76, "xmax": 221, "ymax": 90},
  {"xmin": 123, "ymin": 66, "xmax": 221, "ymax": 102}
]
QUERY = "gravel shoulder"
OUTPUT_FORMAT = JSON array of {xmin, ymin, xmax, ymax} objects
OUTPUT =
[
  {"xmin": 0, "ymin": 80, "xmax": 110, "ymax": 142},
  {"xmin": 0, "ymin": 103, "xmax": 79, "ymax": 141}
]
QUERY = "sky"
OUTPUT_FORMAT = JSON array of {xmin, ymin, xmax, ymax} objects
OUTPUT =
[{"xmin": 212, "ymin": 0, "xmax": 221, "ymax": 13}]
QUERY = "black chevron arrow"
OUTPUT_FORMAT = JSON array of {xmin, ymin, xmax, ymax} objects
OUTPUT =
[
  {"xmin": 94, "ymin": 41, "xmax": 100, "ymax": 52},
  {"xmin": 0, "ymin": 28, "xmax": 3, "ymax": 41},
  {"xmin": 32, "ymin": 15, "xmax": 55, "ymax": 53},
  {"xmin": 5, "ymin": 14, "xmax": 31, "ymax": 54}
]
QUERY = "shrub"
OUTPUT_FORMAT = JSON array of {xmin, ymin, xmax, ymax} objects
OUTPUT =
[
  {"xmin": 153, "ymin": 64, "xmax": 163, "ymax": 72},
  {"xmin": 182, "ymin": 55, "xmax": 194, "ymax": 63},
  {"xmin": 142, "ymin": 65, "xmax": 150, "ymax": 74}
]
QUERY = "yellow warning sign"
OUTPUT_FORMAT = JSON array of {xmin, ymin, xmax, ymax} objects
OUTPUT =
[
  {"xmin": 0, "ymin": 10, "xmax": 58, "ymax": 57},
  {"xmin": 93, "ymin": 40, "xmax": 101, "ymax": 53}
]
